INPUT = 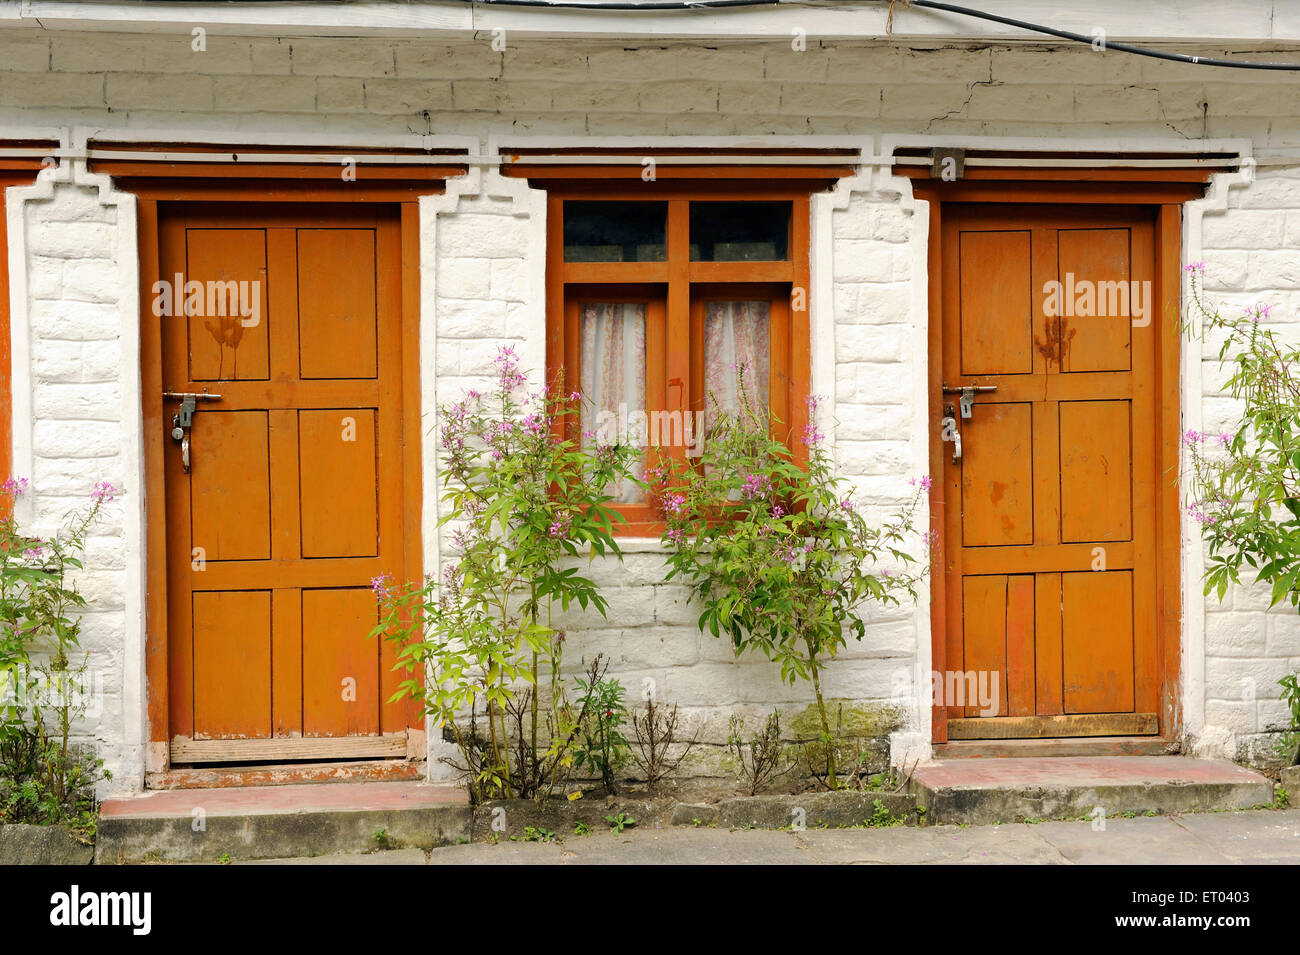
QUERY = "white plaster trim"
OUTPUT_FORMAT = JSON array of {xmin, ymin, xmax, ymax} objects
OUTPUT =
[
  {"xmin": 1179, "ymin": 168, "xmax": 1254, "ymax": 761},
  {"xmin": 416, "ymin": 161, "xmax": 548, "ymax": 779},
  {"xmin": 79, "ymin": 125, "xmax": 476, "ymax": 156},
  {"xmin": 6, "ymin": 158, "xmax": 148, "ymax": 790},
  {"xmin": 15, "ymin": 0, "xmax": 1300, "ymax": 42}
]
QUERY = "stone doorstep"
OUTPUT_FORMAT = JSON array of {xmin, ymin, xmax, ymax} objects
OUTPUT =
[
  {"xmin": 97, "ymin": 781, "xmax": 919, "ymax": 862},
  {"xmin": 909, "ymin": 756, "xmax": 1276, "ymax": 826},
  {"xmin": 95, "ymin": 781, "xmax": 472, "ymax": 865},
  {"xmin": 1282, "ymin": 765, "xmax": 1300, "ymax": 795},
  {"xmin": 470, "ymin": 790, "xmax": 919, "ymax": 840},
  {"xmin": 0, "ymin": 824, "xmax": 94, "ymax": 865}
]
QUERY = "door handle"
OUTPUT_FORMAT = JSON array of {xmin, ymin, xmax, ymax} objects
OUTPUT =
[
  {"xmin": 164, "ymin": 390, "xmax": 222, "ymax": 474},
  {"xmin": 942, "ymin": 404, "xmax": 961, "ymax": 463}
]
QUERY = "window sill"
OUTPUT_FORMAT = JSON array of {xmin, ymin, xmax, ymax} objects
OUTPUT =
[{"xmin": 609, "ymin": 535, "xmax": 670, "ymax": 554}]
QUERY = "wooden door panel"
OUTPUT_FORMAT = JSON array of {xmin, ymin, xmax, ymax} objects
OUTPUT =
[
  {"xmin": 959, "ymin": 230, "xmax": 1034, "ymax": 375},
  {"xmin": 961, "ymin": 575, "xmax": 1009, "ymax": 718},
  {"xmin": 1005, "ymin": 575, "xmax": 1036, "ymax": 717},
  {"xmin": 1062, "ymin": 570, "xmax": 1135, "ymax": 713},
  {"xmin": 192, "ymin": 590, "xmax": 272, "ymax": 739},
  {"xmin": 1057, "ymin": 228, "xmax": 1132, "ymax": 373},
  {"xmin": 297, "ymin": 229, "xmax": 378, "ymax": 380},
  {"xmin": 941, "ymin": 206, "xmax": 1160, "ymax": 739},
  {"xmin": 961, "ymin": 402, "xmax": 1033, "ymax": 547},
  {"xmin": 189, "ymin": 410, "xmax": 271, "ymax": 561},
  {"xmin": 299, "ymin": 408, "xmax": 379, "ymax": 558},
  {"xmin": 1058, "ymin": 399, "xmax": 1133, "ymax": 543},
  {"xmin": 302, "ymin": 588, "xmax": 381, "ymax": 737},
  {"xmin": 184, "ymin": 229, "xmax": 269, "ymax": 382}
]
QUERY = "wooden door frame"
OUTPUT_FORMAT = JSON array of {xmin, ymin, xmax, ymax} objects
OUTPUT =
[
  {"xmin": 0, "ymin": 148, "xmax": 57, "ymax": 486},
  {"xmin": 910, "ymin": 176, "xmax": 1207, "ymax": 746},
  {"xmin": 126, "ymin": 177, "xmax": 440, "ymax": 773}
]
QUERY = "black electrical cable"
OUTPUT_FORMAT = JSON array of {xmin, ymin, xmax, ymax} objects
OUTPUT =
[
  {"xmin": 465, "ymin": 0, "xmax": 1300, "ymax": 71},
  {"xmin": 903, "ymin": 0, "xmax": 1300, "ymax": 71}
]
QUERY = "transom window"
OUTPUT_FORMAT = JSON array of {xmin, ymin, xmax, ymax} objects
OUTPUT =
[{"xmin": 547, "ymin": 189, "xmax": 812, "ymax": 533}]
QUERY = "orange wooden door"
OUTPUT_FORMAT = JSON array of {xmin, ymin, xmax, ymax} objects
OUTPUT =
[
  {"xmin": 160, "ymin": 204, "xmax": 412, "ymax": 763},
  {"xmin": 940, "ymin": 205, "xmax": 1160, "ymax": 739}
]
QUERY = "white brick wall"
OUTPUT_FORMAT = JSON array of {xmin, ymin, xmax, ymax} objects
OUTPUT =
[
  {"xmin": 5, "ymin": 28, "xmax": 1300, "ymax": 788},
  {"xmin": 11, "ymin": 176, "xmax": 138, "ymax": 792},
  {"xmin": 1196, "ymin": 171, "xmax": 1300, "ymax": 764}
]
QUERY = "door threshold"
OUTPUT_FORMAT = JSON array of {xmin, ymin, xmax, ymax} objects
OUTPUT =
[
  {"xmin": 146, "ymin": 758, "xmax": 425, "ymax": 790},
  {"xmin": 933, "ymin": 736, "xmax": 1179, "ymax": 760}
]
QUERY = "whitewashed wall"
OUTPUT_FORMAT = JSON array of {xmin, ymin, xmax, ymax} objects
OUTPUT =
[{"xmin": 4, "ymin": 28, "xmax": 1300, "ymax": 790}]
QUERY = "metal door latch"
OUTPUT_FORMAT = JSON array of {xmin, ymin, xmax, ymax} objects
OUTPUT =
[
  {"xmin": 163, "ymin": 390, "xmax": 222, "ymax": 473},
  {"xmin": 942, "ymin": 382, "xmax": 997, "ymax": 419}
]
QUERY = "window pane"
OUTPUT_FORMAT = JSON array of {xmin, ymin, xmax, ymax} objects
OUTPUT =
[
  {"xmin": 564, "ymin": 201, "xmax": 667, "ymax": 262},
  {"xmin": 690, "ymin": 201, "xmax": 790, "ymax": 261},
  {"xmin": 703, "ymin": 300, "xmax": 770, "ymax": 436},
  {"xmin": 580, "ymin": 302, "xmax": 647, "ymax": 503}
]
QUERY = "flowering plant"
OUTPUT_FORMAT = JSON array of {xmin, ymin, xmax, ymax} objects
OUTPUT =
[
  {"xmin": 0, "ymin": 478, "xmax": 115, "ymax": 829},
  {"xmin": 659, "ymin": 371, "xmax": 929, "ymax": 788},
  {"xmin": 1183, "ymin": 267, "xmax": 1300, "ymax": 613},
  {"xmin": 374, "ymin": 347, "xmax": 639, "ymax": 802}
]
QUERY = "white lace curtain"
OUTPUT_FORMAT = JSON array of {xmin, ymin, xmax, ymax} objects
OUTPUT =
[
  {"xmin": 581, "ymin": 302, "xmax": 647, "ymax": 503},
  {"xmin": 579, "ymin": 299, "xmax": 771, "ymax": 501},
  {"xmin": 703, "ymin": 300, "xmax": 770, "ymax": 434}
]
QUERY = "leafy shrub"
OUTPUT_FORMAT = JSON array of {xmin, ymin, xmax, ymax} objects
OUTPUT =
[
  {"xmin": 660, "ymin": 373, "xmax": 929, "ymax": 787},
  {"xmin": 1183, "ymin": 270, "xmax": 1300, "ymax": 612},
  {"xmin": 0, "ymin": 478, "xmax": 115, "ymax": 832},
  {"xmin": 374, "ymin": 350, "xmax": 637, "ymax": 803},
  {"xmin": 573, "ymin": 655, "xmax": 630, "ymax": 795}
]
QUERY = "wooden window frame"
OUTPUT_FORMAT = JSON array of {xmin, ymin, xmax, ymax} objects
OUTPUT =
[{"xmin": 546, "ymin": 184, "xmax": 813, "ymax": 536}]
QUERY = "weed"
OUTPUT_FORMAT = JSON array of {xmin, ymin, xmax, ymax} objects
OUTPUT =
[{"xmin": 606, "ymin": 812, "xmax": 636, "ymax": 834}]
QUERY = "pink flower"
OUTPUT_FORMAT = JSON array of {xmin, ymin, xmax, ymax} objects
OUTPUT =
[
  {"xmin": 92, "ymin": 480, "xmax": 118, "ymax": 504},
  {"xmin": 369, "ymin": 573, "xmax": 394, "ymax": 599},
  {"xmin": 1244, "ymin": 303, "xmax": 1273, "ymax": 324},
  {"xmin": 1182, "ymin": 429, "xmax": 1203, "ymax": 446},
  {"xmin": 493, "ymin": 345, "xmax": 526, "ymax": 391},
  {"xmin": 1183, "ymin": 262, "xmax": 1205, "ymax": 273},
  {"xmin": 740, "ymin": 473, "xmax": 770, "ymax": 500},
  {"xmin": 2, "ymin": 477, "xmax": 28, "ymax": 498},
  {"xmin": 802, "ymin": 423, "xmax": 826, "ymax": 446},
  {"xmin": 548, "ymin": 512, "xmax": 572, "ymax": 540},
  {"xmin": 909, "ymin": 475, "xmax": 933, "ymax": 492}
]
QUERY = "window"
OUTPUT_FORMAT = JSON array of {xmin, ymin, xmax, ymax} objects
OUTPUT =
[{"xmin": 547, "ymin": 190, "xmax": 811, "ymax": 533}]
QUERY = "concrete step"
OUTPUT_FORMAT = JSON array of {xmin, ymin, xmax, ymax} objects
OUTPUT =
[
  {"xmin": 910, "ymin": 756, "xmax": 1274, "ymax": 826},
  {"xmin": 96, "ymin": 780, "xmax": 470, "ymax": 864}
]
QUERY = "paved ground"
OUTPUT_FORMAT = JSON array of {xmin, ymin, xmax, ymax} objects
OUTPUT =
[{"xmin": 239, "ymin": 807, "xmax": 1300, "ymax": 865}]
